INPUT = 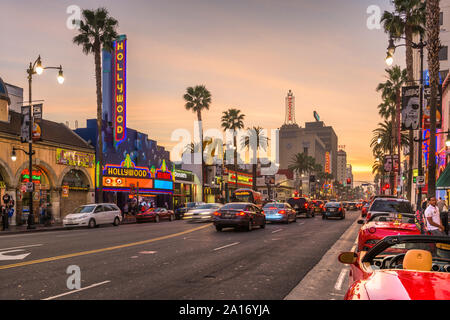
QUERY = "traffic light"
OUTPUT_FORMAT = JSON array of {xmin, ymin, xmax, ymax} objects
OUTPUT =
[{"xmin": 346, "ymin": 178, "xmax": 351, "ymax": 185}]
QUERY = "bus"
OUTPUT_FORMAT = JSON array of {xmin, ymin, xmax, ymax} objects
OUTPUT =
[{"xmin": 231, "ymin": 188, "xmax": 263, "ymax": 208}]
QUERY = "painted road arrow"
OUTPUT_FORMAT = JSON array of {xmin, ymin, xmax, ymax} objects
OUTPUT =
[{"xmin": 0, "ymin": 249, "xmax": 31, "ymax": 261}]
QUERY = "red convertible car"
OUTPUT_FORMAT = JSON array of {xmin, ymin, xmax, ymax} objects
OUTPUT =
[
  {"xmin": 356, "ymin": 212, "xmax": 420, "ymax": 252},
  {"xmin": 136, "ymin": 207, "xmax": 175, "ymax": 223},
  {"xmin": 339, "ymin": 235, "xmax": 450, "ymax": 300}
]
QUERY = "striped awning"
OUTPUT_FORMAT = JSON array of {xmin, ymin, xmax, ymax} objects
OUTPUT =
[{"xmin": 436, "ymin": 165, "xmax": 450, "ymax": 189}]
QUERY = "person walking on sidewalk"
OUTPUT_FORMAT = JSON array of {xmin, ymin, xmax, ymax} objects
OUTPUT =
[
  {"xmin": 2, "ymin": 204, "xmax": 9, "ymax": 231},
  {"xmin": 424, "ymin": 197, "xmax": 447, "ymax": 236}
]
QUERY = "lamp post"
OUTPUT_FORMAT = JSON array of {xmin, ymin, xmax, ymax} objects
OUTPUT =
[
  {"xmin": 25, "ymin": 56, "xmax": 64, "ymax": 229},
  {"xmin": 386, "ymin": 35, "xmax": 427, "ymax": 205}
]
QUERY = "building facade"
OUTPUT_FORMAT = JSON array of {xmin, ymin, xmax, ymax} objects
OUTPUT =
[{"xmin": 337, "ymin": 149, "xmax": 347, "ymax": 184}]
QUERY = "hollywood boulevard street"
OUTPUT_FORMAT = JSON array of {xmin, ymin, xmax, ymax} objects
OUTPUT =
[{"xmin": 0, "ymin": 210, "xmax": 360, "ymax": 300}]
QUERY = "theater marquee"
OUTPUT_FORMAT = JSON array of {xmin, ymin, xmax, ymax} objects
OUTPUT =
[{"xmin": 114, "ymin": 35, "xmax": 127, "ymax": 146}]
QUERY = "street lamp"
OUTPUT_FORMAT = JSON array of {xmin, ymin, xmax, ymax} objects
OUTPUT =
[
  {"xmin": 25, "ymin": 55, "xmax": 64, "ymax": 229},
  {"xmin": 386, "ymin": 35, "xmax": 427, "ymax": 204}
]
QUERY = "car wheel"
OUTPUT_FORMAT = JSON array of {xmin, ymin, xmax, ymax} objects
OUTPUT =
[
  {"xmin": 113, "ymin": 217, "xmax": 120, "ymax": 226},
  {"xmin": 155, "ymin": 215, "xmax": 160, "ymax": 223},
  {"xmin": 247, "ymin": 220, "xmax": 253, "ymax": 232},
  {"xmin": 215, "ymin": 225, "xmax": 222, "ymax": 232},
  {"xmin": 88, "ymin": 219, "xmax": 96, "ymax": 228}
]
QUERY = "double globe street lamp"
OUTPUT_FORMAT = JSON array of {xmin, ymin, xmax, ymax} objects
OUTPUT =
[{"xmin": 13, "ymin": 55, "xmax": 64, "ymax": 229}]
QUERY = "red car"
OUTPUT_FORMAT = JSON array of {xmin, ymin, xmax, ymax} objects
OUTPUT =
[
  {"xmin": 339, "ymin": 235, "xmax": 450, "ymax": 300},
  {"xmin": 136, "ymin": 207, "xmax": 175, "ymax": 223},
  {"xmin": 356, "ymin": 212, "xmax": 420, "ymax": 252}
]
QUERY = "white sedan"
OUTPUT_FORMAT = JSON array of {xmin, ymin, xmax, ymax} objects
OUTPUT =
[
  {"xmin": 183, "ymin": 203, "xmax": 223, "ymax": 222},
  {"xmin": 63, "ymin": 203, "xmax": 122, "ymax": 228}
]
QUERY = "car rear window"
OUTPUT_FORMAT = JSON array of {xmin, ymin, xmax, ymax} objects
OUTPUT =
[
  {"xmin": 325, "ymin": 202, "xmax": 340, "ymax": 207},
  {"xmin": 369, "ymin": 200, "xmax": 413, "ymax": 213},
  {"xmin": 287, "ymin": 198, "xmax": 306, "ymax": 206},
  {"xmin": 221, "ymin": 203, "xmax": 247, "ymax": 210},
  {"xmin": 263, "ymin": 203, "xmax": 285, "ymax": 209}
]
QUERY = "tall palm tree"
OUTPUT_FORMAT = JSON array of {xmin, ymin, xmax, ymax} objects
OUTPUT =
[
  {"xmin": 73, "ymin": 8, "xmax": 118, "ymax": 202},
  {"xmin": 184, "ymin": 85, "xmax": 212, "ymax": 201},
  {"xmin": 376, "ymin": 66, "xmax": 407, "ymax": 195},
  {"xmin": 426, "ymin": 0, "xmax": 441, "ymax": 198},
  {"xmin": 381, "ymin": 0, "xmax": 425, "ymax": 201},
  {"xmin": 241, "ymin": 126, "xmax": 269, "ymax": 191},
  {"xmin": 221, "ymin": 108, "xmax": 245, "ymax": 187}
]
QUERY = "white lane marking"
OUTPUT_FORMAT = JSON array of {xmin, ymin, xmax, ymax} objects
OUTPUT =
[
  {"xmin": 334, "ymin": 268, "xmax": 349, "ymax": 291},
  {"xmin": 0, "ymin": 249, "xmax": 31, "ymax": 261},
  {"xmin": 0, "ymin": 244, "xmax": 43, "ymax": 251},
  {"xmin": 213, "ymin": 242, "xmax": 240, "ymax": 251},
  {"xmin": 271, "ymin": 229, "xmax": 283, "ymax": 234},
  {"xmin": 139, "ymin": 251, "xmax": 157, "ymax": 254},
  {"xmin": 298, "ymin": 222, "xmax": 305, "ymax": 225},
  {"xmin": 42, "ymin": 281, "xmax": 111, "ymax": 300}
]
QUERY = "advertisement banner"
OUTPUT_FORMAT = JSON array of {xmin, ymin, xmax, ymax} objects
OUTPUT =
[
  {"xmin": 32, "ymin": 103, "xmax": 43, "ymax": 141},
  {"xmin": 401, "ymin": 86, "xmax": 420, "ymax": 130},
  {"xmin": 56, "ymin": 148, "xmax": 95, "ymax": 168},
  {"xmin": 20, "ymin": 105, "xmax": 31, "ymax": 142},
  {"xmin": 423, "ymin": 85, "xmax": 442, "ymax": 129},
  {"xmin": 383, "ymin": 155, "xmax": 399, "ymax": 173}
]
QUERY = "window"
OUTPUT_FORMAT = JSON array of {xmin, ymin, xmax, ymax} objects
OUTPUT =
[
  {"xmin": 439, "ymin": 46, "xmax": 448, "ymax": 61},
  {"xmin": 440, "ymin": 12, "xmax": 444, "ymax": 26}
]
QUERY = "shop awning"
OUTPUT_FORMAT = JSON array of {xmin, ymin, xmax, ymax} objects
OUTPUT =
[{"xmin": 436, "ymin": 165, "xmax": 450, "ymax": 189}]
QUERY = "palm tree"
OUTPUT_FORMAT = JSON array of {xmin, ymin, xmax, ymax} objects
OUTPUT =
[
  {"xmin": 381, "ymin": 0, "xmax": 425, "ymax": 201},
  {"xmin": 426, "ymin": 0, "xmax": 441, "ymax": 198},
  {"xmin": 221, "ymin": 108, "xmax": 245, "ymax": 187},
  {"xmin": 183, "ymin": 85, "xmax": 212, "ymax": 201},
  {"xmin": 241, "ymin": 126, "xmax": 269, "ymax": 191},
  {"xmin": 73, "ymin": 8, "xmax": 119, "ymax": 202},
  {"xmin": 376, "ymin": 66, "xmax": 407, "ymax": 195}
]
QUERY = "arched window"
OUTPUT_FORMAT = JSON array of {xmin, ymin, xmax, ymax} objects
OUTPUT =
[{"xmin": 62, "ymin": 169, "xmax": 90, "ymax": 191}]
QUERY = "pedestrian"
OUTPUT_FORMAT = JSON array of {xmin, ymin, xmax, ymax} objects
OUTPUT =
[
  {"xmin": 424, "ymin": 197, "xmax": 447, "ymax": 236},
  {"xmin": 421, "ymin": 198, "xmax": 428, "ymax": 211},
  {"xmin": 2, "ymin": 205, "xmax": 8, "ymax": 231},
  {"xmin": 123, "ymin": 202, "xmax": 128, "ymax": 219},
  {"xmin": 437, "ymin": 197, "xmax": 446, "ymax": 213},
  {"xmin": 44, "ymin": 204, "xmax": 52, "ymax": 227},
  {"xmin": 39, "ymin": 203, "xmax": 46, "ymax": 225}
]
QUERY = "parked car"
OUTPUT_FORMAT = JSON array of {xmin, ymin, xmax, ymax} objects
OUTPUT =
[
  {"xmin": 361, "ymin": 203, "xmax": 370, "ymax": 217},
  {"xmin": 287, "ymin": 197, "xmax": 313, "ymax": 218},
  {"xmin": 175, "ymin": 202, "xmax": 205, "ymax": 220},
  {"xmin": 213, "ymin": 202, "xmax": 266, "ymax": 232},
  {"xmin": 356, "ymin": 212, "xmax": 420, "ymax": 252},
  {"xmin": 263, "ymin": 202, "xmax": 296, "ymax": 224},
  {"xmin": 322, "ymin": 202, "xmax": 345, "ymax": 220},
  {"xmin": 136, "ymin": 207, "xmax": 175, "ymax": 223},
  {"xmin": 338, "ymin": 235, "xmax": 450, "ymax": 300},
  {"xmin": 365, "ymin": 198, "xmax": 414, "ymax": 222},
  {"xmin": 63, "ymin": 203, "xmax": 122, "ymax": 228},
  {"xmin": 183, "ymin": 203, "xmax": 223, "ymax": 222}
]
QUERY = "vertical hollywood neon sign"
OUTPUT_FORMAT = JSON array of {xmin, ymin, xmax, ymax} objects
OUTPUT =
[{"xmin": 114, "ymin": 35, "xmax": 127, "ymax": 146}]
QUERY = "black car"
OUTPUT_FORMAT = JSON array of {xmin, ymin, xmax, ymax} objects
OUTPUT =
[
  {"xmin": 213, "ymin": 202, "xmax": 266, "ymax": 232},
  {"xmin": 322, "ymin": 202, "xmax": 345, "ymax": 220},
  {"xmin": 287, "ymin": 197, "xmax": 314, "ymax": 218},
  {"xmin": 347, "ymin": 202, "xmax": 357, "ymax": 211}
]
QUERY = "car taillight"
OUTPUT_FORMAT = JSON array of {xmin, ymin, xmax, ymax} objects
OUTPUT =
[
  {"xmin": 261, "ymin": 210, "xmax": 265, "ymax": 215},
  {"xmin": 368, "ymin": 227, "xmax": 376, "ymax": 234},
  {"xmin": 338, "ymin": 208, "xmax": 342, "ymax": 212},
  {"xmin": 213, "ymin": 211, "xmax": 220, "ymax": 216},
  {"xmin": 279, "ymin": 210, "xmax": 286, "ymax": 215},
  {"xmin": 238, "ymin": 211, "xmax": 247, "ymax": 216},
  {"xmin": 305, "ymin": 203, "xmax": 308, "ymax": 208}
]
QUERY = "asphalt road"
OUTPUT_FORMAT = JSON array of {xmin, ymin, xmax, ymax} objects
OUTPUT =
[{"xmin": 0, "ymin": 210, "xmax": 361, "ymax": 300}]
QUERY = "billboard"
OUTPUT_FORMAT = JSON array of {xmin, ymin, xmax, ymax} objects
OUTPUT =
[{"xmin": 401, "ymin": 86, "xmax": 420, "ymax": 130}]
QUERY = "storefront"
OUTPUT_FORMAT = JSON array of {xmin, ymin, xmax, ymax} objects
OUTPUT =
[{"xmin": 173, "ymin": 169, "xmax": 194, "ymax": 208}]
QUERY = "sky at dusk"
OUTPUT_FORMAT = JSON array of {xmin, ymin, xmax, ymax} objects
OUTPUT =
[{"xmin": 1, "ymin": 0, "xmax": 404, "ymax": 183}]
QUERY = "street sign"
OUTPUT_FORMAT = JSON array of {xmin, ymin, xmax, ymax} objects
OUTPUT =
[{"xmin": 416, "ymin": 176, "xmax": 425, "ymax": 186}]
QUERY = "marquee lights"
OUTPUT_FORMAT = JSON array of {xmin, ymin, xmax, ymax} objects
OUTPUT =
[{"xmin": 113, "ymin": 36, "xmax": 127, "ymax": 146}]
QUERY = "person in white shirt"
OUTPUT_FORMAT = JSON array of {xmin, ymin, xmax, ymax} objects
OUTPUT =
[{"xmin": 424, "ymin": 197, "xmax": 446, "ymax": 236}]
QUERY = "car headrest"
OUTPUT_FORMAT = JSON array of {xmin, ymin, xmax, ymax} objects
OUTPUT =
[{"xmin": 403, "ymin": 249, "xmax": 432, "ymax": 271}]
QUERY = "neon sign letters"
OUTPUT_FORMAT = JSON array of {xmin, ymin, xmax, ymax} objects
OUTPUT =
[{"xmin": 114, "ymin": 36, "xmax": 127, "ymax": 145}]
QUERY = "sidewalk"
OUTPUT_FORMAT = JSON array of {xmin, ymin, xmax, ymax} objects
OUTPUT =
[{"xmin": 0, "ymin": 215, "xmax": 138, "ymax": 236}]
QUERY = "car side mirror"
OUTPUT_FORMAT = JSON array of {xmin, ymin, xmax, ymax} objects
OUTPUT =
[
  {"xmin": 338, "ymin": 252, "xmax": 357, "ymax": 265},
  {"xmin": 357, "ymin": 219, "xmax": 364, "ymax": 224}
]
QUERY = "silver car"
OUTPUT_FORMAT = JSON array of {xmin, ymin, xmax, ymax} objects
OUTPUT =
[{"xmin": 183, "ymin": 203, "xmax": 223, "ymax": 222}]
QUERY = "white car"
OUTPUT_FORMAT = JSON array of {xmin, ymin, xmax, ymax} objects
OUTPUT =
[
  {"xmin": 63, "ymin": 203, "xmax": 122, "ymax": 228},
  {"xmin": 183, "ymin": 203, "xmax": 223, "ymax": 222}
]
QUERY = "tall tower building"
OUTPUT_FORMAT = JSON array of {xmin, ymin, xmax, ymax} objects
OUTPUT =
[
  {"xmin": 337, "ymin": 149, "xmax": 347, "ymax": 184},
  {"xmin": 285, "ymin": 90, "xmax": 296, "ymax": 125}
]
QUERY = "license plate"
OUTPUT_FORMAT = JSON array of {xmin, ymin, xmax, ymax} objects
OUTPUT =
[
  {"xmin": 223, "ymin": 214, "xmax": 232, "ymax": 219},
  {"xmin": 329, "ymin": 209, "xmax": 336, "ymax": 212}
]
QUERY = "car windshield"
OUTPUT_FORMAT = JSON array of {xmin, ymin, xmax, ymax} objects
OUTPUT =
[
  {"xmin": 196, "ymin": 204, "xmax": 218, "ymax": 209},
  {"xmin": 154, "ymin": 208, "xmax": 165, "ymax": 212},
  {"xmin": 369, "ymin": 213, "xmax": 416, "ymax": 224},
  {"xmin": 222, "ymin": 203, "xmax": 247, "ymax": 210},
  {"xmin": 370, "ymin": 200, "xmax": 413, "ymax": 213},
  {"xmin": 364, "ymin": 237, "xmax": 450, "ymax": 271},
  {"xmin": 325, "ymin": 202, "xmax": 340, "ymax": 207},
  {"xmin": 186, "ymin": 203, "xmax": 197, "ymax": 208},
  {"xmin": 263, "ymin": 203, "xmax": 285, "ymax": 209},
  {"xmin": 73, "ymin": 205, "xmax": 95, "ymax": 213}
]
